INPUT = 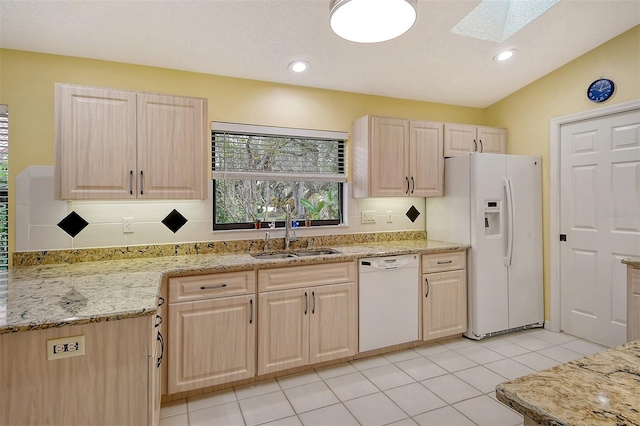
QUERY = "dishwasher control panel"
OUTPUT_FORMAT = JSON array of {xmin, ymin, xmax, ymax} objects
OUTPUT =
[{"xmin": 359, "ymin": 254, "xmax": 418, "ymax": 270}]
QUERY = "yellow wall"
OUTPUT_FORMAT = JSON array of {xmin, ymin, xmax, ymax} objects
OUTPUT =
[{"xmin": 485, "ymin": 25, "xmax": 640, "ymax": 319}]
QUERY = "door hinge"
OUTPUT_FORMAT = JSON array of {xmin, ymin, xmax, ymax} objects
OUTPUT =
[{"xmin": 560, "ymin": 234, "xmax": 567, "ymax": 242}]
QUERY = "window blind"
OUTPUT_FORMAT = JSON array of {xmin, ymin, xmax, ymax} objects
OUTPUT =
[
  {"xmin": 211, "ymin": 122, "xmax": 347, "ymax": 183},
  {"xmin": 0, "ymin": 105, "xmax": 8, "ymax": 270}
]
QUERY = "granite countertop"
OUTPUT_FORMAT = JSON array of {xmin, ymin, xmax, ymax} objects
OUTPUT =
[
  {"xmin": 496, "ymin": 340, "xmax": 640, "ymax": 426},
  {"xmin": 622, "ymin": 257, "xmax": 640, "ymax": 268},
  {"xmin": 0, "ymin": 239, "xmax": 467, "ymax": 334}
]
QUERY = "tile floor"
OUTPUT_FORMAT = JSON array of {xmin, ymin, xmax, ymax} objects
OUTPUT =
[{"xmin": 160, "ymin": 328, "xmax": 608, "ymax": 426}]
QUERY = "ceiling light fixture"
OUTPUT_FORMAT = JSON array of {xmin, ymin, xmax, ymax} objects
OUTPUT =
[
  {"xmin": 494, "ymin": 49, "xmax": 517, "ymax": 62},
  {"xmin": 288, "ymin": 60, "xmax": 309, "ymax": 73},
  {"xmin": 330, "ymin": 0, "xmax": 417, "ymax": 43}
]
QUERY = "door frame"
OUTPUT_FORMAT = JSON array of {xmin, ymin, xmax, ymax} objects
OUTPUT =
[{"xmin": 549, "ymin": 99, "xmax": 640, "ymax": 333}]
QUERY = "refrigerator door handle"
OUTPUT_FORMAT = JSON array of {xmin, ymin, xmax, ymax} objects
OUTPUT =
[{"xmin": 505, "ymin": 177, "xmax": 515, "ymax": 266}]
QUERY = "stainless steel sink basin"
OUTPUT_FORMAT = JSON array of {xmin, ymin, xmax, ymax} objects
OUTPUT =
[
  {"xmin": 250, "ymin": 249, "xmax": 340, "ymax": 259},
  {"xmin": 293, "ymin": 249, "xmax": 340, "ymax": 257},
  {"xmin": 251, "ymin": 253, "xmax": 298, "ymax": 260}
]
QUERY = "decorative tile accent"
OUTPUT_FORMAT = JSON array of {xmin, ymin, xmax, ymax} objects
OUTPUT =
[
  {"xmin": 57, "ymin": 211, "xmax": 89, "ymax": 237},
  {"xmin": 162, "ymin": 209, "xmax": 188, "ymax": 233},
  {"xmin": 406, "ymin": 206, "xmax": 420, "ymax": 223}
]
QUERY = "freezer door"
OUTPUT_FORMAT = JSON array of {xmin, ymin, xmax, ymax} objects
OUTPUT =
[
  {"xmin": 505, "ymin": 156, "xmax": 544, "ymax": 328},
  {"xmin": 468, "ymin": 154, "xmax": 509, "ymax": 337}
]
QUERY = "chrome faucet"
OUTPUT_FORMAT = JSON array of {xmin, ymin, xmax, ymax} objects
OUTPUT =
[{"xmin": 285, "ymin": 205, "xmax": 297, "ymax": 250}]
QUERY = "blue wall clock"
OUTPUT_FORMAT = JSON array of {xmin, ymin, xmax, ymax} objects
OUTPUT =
[{"xmin": 587, "ymin": 78, "xmax": 615, "ymax": 103}]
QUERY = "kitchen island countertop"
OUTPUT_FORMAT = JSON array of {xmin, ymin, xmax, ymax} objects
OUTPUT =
[
  {"xmin": 496, "ymin": 340, "xmax": 640, "ymax": 426},
  {"xmin": 0, "ymin": 239, "xmax": 467, "ymax": 334}
]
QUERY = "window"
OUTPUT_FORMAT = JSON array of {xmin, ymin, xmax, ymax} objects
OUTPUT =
[{"xmin": 212, "ymin": 122, "xmax": 347, "ymax": 230}]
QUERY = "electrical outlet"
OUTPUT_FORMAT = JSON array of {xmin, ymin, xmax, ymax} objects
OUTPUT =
[
  {"xmin": 123, "ymin": 217, "xmax": 134, "ymax": 233},
  {"xmin": 361, "ymin": 210, "xmax": 376, "ymax": 224},
  {"xmin": 47, "ymin": 335, "xmax": 85, "ymax": 360},
  {"xmin": 386, "ymin": 210, "xmax": 393, "ymax": 223}
]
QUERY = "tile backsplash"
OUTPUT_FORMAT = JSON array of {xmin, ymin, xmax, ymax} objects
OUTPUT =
[{"xmin": 15, "ymin": 166, "xmax": 426, "ymax": 252}]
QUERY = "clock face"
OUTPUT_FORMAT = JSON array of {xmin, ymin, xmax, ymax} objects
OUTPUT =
[{"xmin": 587, "ymin": 78, "xmax": 615, "ymax": 103}]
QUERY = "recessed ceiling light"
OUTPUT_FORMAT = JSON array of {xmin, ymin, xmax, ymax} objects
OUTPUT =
[
  {"xmin": 330, "ymin": 0, "xmax": 417, "ymax": 43},
  {"xmin": 288, "ymin": 61, "xmax": 309, "ymax": 73},
  {"xmin": 494, "ymin": 50, "xmax": 517, "ymax": 62}
]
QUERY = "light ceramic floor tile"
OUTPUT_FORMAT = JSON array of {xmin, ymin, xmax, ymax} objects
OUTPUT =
[
  {"xmin": 511, "ymin": 352, "xmax": 561, "ymax": 371},
  {"xmin": 503, "ymin": 335, "xmax": 556, "ymax": 351},
  {"xmin": 315, "ymin": 362, "xmax": 358, "ymax": 380},
  {"xmin": 382, "ymin": 349, "xmax": 422, "ymax": 363},
  {"xmin": 395, "ymin": 356, "xmax": 449, "ymax": 381},
  {"xmin": 484, "ymin": 359, "xmax": 537, "ymax": 380},
  {"xmin": 361, "ymin": 364, "xmax": 415, "ymax": 390},
  {"xmin": 412, "ymin": 406, "xmax": 476, "ymax": 426},
  {"xmin": 440, "ymin": 338, "xmax": 477, "ymax": 350},
  {"xmin": 188, "ymin": 401, "xmax": 244, "ymax": 426},
  {"xmin": 160, "ymin": 399, "xmax": 187, "ymax": 419},
  {"xmin": 413, "ymin": 343, "xmax": 450, "ymax": 357},
  {"xmin": 455, "ymin": 345, "xmax": 506, "ymax": 364},
  {"xmin": 387, "ymin": 418, "xmax": 418, "ymax": 426},
  {"xmin": 261, "ymin": 415, "xmax": 303, "ymax": 426},
  {"xmin": 421, "ymin": 374, "xmax": 482, "ymax": 404},
  {"xmin": 283, "ymin": 381, "xmax": 339, "ymax": 414},
  {"xmin": 350, "ymin": 355, "xmax": 391, "ymax": 371},
  {"xmin": 480, "ymin": 340, "xmax": 531, "ymax": 357},
  {"xmin": 324, "ymin": 372, "xmax": 379, "ymax": 401},
  {"xmin": 530, "ymin": 329, "xmax": 579, "ymax": 345},
  {"xmin": 384, "ymin": 382, "xmax": 447, "ymax": 416},
  {"xmin": 298, "ymin": 403, "xmax": 359, "ymax": 426},
  {"xmin": 453, "ymin": 395, "xmax": 523, "ymax": 426},
  {"xmin": 159, "ymin": 413, "xmax": 189, "ymax": 426},
  {"xmin": 187, "ymin": 388, "xmax": 236, "ymax": 412},
  {"xmin": 560, "ymin": 339, "xmax": 609, "ymax": 356},
  {"xmin": 537, "ymin": 346, "xmax": 585, "ymax": 363},
  {"xmin": 235, "ymin": 378, "xmax": 281, "ymax": 400},
  {"xmin": 238, "ymin": 391, "xmax": 295, "ymax": 426},
  {"xmin": 426, "ymin": 350, "xmax": 478, "ymax": 372},
  {"xmin": 344, "ymin": 392, "xmax": 407, "ymax": 426},
  {"xmin": 277, "ymin": 370, "xmax": 321, "ymax": 390},
  {"xmin": 454, "ymin": 366, "xmax": 508, "ymax": 394}
]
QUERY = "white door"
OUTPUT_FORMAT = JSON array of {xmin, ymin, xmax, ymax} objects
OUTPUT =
[{"xmin": 560, "ymin": 109, "xmax": 640, "ymax": 347}]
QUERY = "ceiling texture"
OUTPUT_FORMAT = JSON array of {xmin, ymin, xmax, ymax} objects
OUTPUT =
[{"xmin": 0, "ymin": 0, "xmax": 639, "ymax": 108}]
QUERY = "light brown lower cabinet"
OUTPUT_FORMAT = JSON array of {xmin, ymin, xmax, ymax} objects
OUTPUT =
[
  {"xmin": 0, "ymin": 315, "xmax": 156, "ymax": 426},
  {"xmin": 422, "ymin": 251, "xmax": 468, "ymax": 341},
  {"xmin": 168, "ymin": 294, "xmax": 256, "ymax": 394},
  {"xmin": 628, "ymin": 265, "xmax": 640, "ymax": 342},
  {"xmin": 258, "ymin": 282, "xmax": 357, "ymax": 375}
]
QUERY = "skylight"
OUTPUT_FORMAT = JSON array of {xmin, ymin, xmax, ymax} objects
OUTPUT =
[{"xmin": 450, "ymin": 0, "xmax": 559, "ymax": 43}]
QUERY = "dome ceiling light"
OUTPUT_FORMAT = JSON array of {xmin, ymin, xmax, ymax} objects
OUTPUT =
[
  {"xmin": 494, "ymin": 49, "xmax": 517, "ymax": 62},
  {"xmin": 329, "ymin": 0, "xmax": 418, "ymax": 43},
  {"xmin": 288, "ymin": 60, "xmax": 310, "ymax": 73}
]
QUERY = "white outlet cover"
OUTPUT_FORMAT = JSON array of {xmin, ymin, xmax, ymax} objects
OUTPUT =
[
  {"xmin": 123, "ymin": 217, "xmax": 134, "ymax": 233},
  {"xmin": 47, "ymin": 335, "xmax": 85, "ymax": 360}
]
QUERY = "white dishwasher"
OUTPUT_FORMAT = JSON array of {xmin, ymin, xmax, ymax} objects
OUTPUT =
[{"xmin": 358, "ymin": 254, "xmax": 419, "ymax": 352}]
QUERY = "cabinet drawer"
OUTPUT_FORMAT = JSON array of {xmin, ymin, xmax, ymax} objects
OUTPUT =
[
  {"xmin": 258, "ymin": 262, "xmax": 356, "ymax": 292},
  {"xmin": 422, "ymin": 251, "xmax": 466, "ymax": 273},
  {"xmin": 169, "ymin": 271, "xmax": 255, "ymax": 303}
]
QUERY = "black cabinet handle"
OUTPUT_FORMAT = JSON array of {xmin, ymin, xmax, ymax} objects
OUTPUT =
[
  {"xmin": 425, "ymin": 277, "xmax": 430, "ymax": 298},
  {"xmin": 405, "ymin": 177, "xmax": 409, "ymax": 194},
  {"xmin": 479, "ymin": 140, "xmax": 484, "ymax": 152},
  {"xmin": 312, "ymin": 291, "xmax": 316, "ymax": 314},
  {"xmin": 140, "ymin": 170, "xmax": 144, "ymax": 195},
  {"xmin": 129, "ymin": 170, "xmax": 133, "ymax": 195},
  {"xmin": 200, "ymin": 284, "xmax": 227, "ymax": 290},
  {"xmin": 437, "ymin": 260, "xmax": 453, "ymax": 265},
  {"xmin": 411, "ymin": 177, "xmax": 415, "ymax": 194},
  {"xmin": 473, "ymin": 139, "xmax": 477, "ymax": 152},
  {"xmin": 158, "ymin": 296, "xmax": 165, "ymax": 307},
  {"xmin": 249, "ymin": 298, "xmax": 253, "ymax": 324},
  {"xmin": 156, "ymin": 331, "xmax": 164, "ymax": 368},
  {"xmin": 304, "ymin": 292, "xmax": 308, "ymax": 315},
  {"xmin": 155, "ymin": 314, "xmax": 162, "ymax": 328}
]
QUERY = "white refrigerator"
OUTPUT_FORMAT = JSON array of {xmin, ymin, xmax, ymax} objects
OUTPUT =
[{"xmin": 427, "ymin": 153, "xmax": 544, "ymax": 339}]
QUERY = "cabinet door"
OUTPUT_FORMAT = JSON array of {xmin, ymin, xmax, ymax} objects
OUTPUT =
[
  {"xmin": 444, "ymin": 123, "xmax": 477, "ymax": 157},
  {"xmin": 56, "ymin": 84, "xmax": 137, "ymax": 199},
  {"xmin": 168, "ymin": 295, "xmax": 255, "ymax": 393},
  {"xmin": 309, "ymin": 282, "xmax": 357, "ymax": 364},
  {"xmin": 423, "ymin": 270, "xmax": 467, "ymax": 341},
  {"xmin": 258, "ymin": 288, "xmax": 309, "ymax": 375},
  {"xmin": 148, "ymin": 315, "xmax": 161, "ymax": 426},
  {"xmin": 369, "ymin": 117, "xmax": 410, "ymax": 196},
  {"xmin": 628, "ymin": 267, "xmax": 640, "ymax": 342},
  {"xmin": 477, "ymin": 127, "xmax": 507, "ymax": 154},
  {"xmin": 409, "ymin": 121, "xmax": 444, "ymax": 197},
  {"xmin": 137, "ymin": 93, "xmax": 206, "ymax": 199}
]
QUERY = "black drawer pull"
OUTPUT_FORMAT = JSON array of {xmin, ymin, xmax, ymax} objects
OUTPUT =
[
  {"xmin": 200, "ymin": 284, "xmax": 228, "ymax": 290},
  {"xmin": 437, "ymin": 260, "xmax": 453, "ymax": 264}
]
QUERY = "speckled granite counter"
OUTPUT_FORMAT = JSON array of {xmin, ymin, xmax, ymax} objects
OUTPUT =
[
  {"xmin": 0, "ymin": 239, "xmax": 467, "ymax": 334},
  {"xmin": 496, "ymin": 340, "xmax": 640, "ymax": 426},
  {"xmin": 623, "ymin": 257, "xmax": 640, "ymax": 268}
]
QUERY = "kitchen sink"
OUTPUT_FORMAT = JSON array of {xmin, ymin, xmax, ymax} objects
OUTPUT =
[{"xmin": 251, "ymin": 249, "xmax": 340, "ymax": 259}]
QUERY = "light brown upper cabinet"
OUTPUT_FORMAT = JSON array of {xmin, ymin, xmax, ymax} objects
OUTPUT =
[
  {"xmin": 55, "ymin": 84, "xmax": 207, "ymax": 200},
  {"xmin": 352, "ymin": 116, "xmax": 444, "ymax": 198},
  {"xmin": 444, "ymin": 123, "xmax": 507, "ymax": 157}
]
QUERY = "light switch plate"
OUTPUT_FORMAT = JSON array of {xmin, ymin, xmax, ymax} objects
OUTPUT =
[
  {"xmin": 361, "ymin": 210, "xmax": 376, "ymax": 224},
  {"xmin": 47, "ymin": 335, "xmax": 85, "ymax": 360},
  {"xmin": 386, "ymin": 210, "xmax": 393, "ymax": 223}
]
